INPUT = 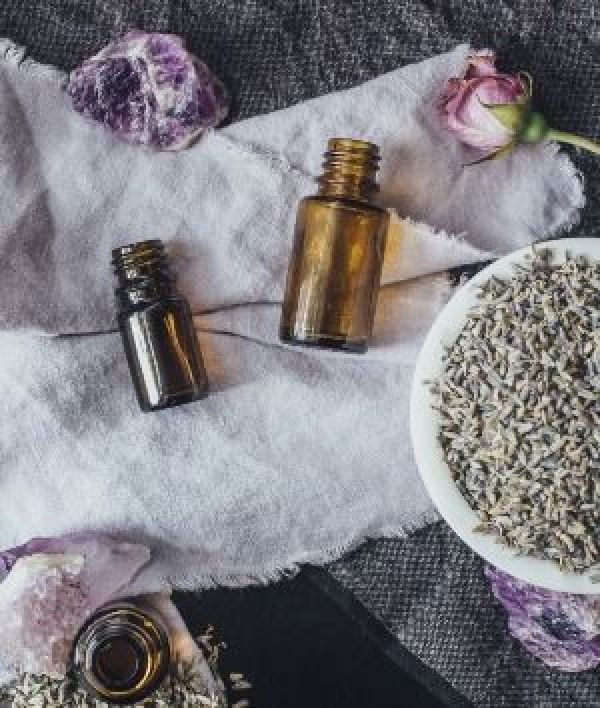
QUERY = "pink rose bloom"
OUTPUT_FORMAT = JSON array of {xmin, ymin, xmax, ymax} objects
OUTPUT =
[
  {"xmin": 440, "ymin": 49, "xmax": 599, "ymax": 161},
  {"xmin": 441, "ymin": 50, "xmax": 528, "ymax": 152}
]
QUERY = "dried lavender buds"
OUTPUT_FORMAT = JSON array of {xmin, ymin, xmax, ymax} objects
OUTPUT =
[
  {"xmin": 1, "ymin": 663, "xmax": 227, "ymax": 707},
  {"xmin": 432, "ymin": 248, "xmax": 600, "ymax": 573}
]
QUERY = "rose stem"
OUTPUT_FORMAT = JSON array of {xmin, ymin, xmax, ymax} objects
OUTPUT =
[{"xmin": 547, "ymin": 129, "xmax": 600, "ymax": 155}]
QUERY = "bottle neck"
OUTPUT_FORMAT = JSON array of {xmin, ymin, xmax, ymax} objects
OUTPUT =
[
  {"xmin": 316, "ymin": 138, "xmax": 381, "ymax": 202},
  {"xmin": 112, "ymin": 240, "xmax": 177, "ymax": 313}
]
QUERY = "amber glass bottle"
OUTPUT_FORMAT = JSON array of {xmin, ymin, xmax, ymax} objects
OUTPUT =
[
  {"xmin": 112, "ymin": 240, "xmax": 209, "ymax": 412},
  {"xmin": 280, "ymin": 138, "xmax": 389, "ymax": 353},
  {"xmin": 71, "ymin": 600, "xmax": 170, "ymax": 705}
]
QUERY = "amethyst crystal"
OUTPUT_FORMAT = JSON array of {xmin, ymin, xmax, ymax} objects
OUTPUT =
[
  {"xmin": 67, "ymin": 31, "xmax": 230, "ymax": 150},
  {"xmin": 0, "ymin": 533, "xmax": 150, "ymax": 678},
  {"xmin": 486, "ymin": 566, "xmax": 600, "ymax": 671}
]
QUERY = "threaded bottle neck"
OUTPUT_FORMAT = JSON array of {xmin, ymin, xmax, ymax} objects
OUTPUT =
[
  {"xmin": 317, "ymin": 138, "xmax": 381, "ymax": 201},
  {"xmin": 112, "ymin": 240, "xmax": 177, "ymax": 311}
]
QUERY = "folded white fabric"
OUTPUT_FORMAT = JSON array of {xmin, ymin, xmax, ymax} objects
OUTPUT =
[{"xmin": 0, "ymin": 40, "xmax": 583, "ymax": 588}]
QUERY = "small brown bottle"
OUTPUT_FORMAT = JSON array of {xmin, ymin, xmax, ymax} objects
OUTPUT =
[
  {"xmin": 71, "ymin": 600, "xmax": 170, "ymax": 705},
  {"xmin": 280, "ymin": 138, "xmax": 389, "ymax": 353},
  {"xmin": 112, "ymin": 240, "xmax": 209, "ymax": 412}
]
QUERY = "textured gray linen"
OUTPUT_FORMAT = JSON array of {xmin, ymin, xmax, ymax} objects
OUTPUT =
[
  {"xmin": 0, "ymin": 38, "xmax": 583, "ymax": 595},
  {"xmin": 330, "ymin": 527, "xmax": 600, "ymax": 707}
]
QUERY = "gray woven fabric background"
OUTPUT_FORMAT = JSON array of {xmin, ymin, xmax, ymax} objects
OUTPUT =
[{"xmin": 1, "ymin": 2, "xmax": 599, "ymax": 706}]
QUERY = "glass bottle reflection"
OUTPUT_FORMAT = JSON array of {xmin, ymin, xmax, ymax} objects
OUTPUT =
[
  {"xmin": 112, "ymin": 240, "xmax": 209, "ymax": 412},
  {"xmin": 71, "ymin": 599, "xmax": 170, "ymax": 705},
  {"xmin": 280, "ymin": 138, "xmax": 389, "ymax": 353}
]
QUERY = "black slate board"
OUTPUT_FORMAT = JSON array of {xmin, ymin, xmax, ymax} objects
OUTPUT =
[{"xmin": 177, "ymin": 568, "xmax": 470, "ymax": 708}]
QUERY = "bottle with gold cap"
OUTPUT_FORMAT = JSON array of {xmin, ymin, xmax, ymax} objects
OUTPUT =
[
  {"xmin": 279, "ymin": 138, "xmax": 389, "ymax": 353},
  {"xmin": 71, "ymin": 599, "xmax": 171, "ymax": 705}
]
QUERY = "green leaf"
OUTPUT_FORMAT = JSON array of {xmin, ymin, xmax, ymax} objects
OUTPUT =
[
  {"xmin": 463, "ymin": 142, "xmax": 516, "ymax": 166},
  {"xmin": 484, "ymin": 101, "xmax": 529, "ymax": 135},
  {"xmin": 521, "ymin": 112, "xmax": 549, "ymax": 143}
]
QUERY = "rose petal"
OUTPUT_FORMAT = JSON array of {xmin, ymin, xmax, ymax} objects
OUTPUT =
[
  {"xmin": 466, "ymin": 50, "xmax": 498, "ymax": 79},
  {"xmin": 473, "ymin": 75, "xmax": 524, "ymax": 105},
  {"xmin": 441, "ymin": 50, "xmax": 529, "ymax": 151},
  {"xmin": 442, "ymin": 79, "xmax": 513, "ymax": 150}
]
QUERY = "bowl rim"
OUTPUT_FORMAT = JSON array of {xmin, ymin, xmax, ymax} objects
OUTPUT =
[{"xmin": 410, "ymin": 237, "xmax": 600, "ymax": 593}]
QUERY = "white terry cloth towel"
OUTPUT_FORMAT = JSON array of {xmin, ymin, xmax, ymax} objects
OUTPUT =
[{"xmin": 0, "ymin": 39, "xmax": 584, "ymax": 589}]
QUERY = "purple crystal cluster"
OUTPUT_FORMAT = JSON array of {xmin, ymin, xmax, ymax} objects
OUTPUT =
[
  {"xmin": 486, "ymin": 566, "xmax": 600, "ymax": 671},
  {"xmin": 67, "ymin": 31, "xmax": 230, "ymax": 150},
  {"xmin": 0, "ymin": 533, "xmax": 150, "ymax": 677}
]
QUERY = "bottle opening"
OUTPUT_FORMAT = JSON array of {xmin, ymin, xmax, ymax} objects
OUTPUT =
[
  {"xmin": 111, "ymin": 240, "xmax": 170, "ymax": 278},
  {"xmin": 317, "ymin": 138, "xmax": 381, "ymax": 200},
  {"xmin": 93, "ymin": 636, "xmax": 144, "ymax": 689},
  {"xmin": 112, "ymin": 239, "xmax": 165, "ymax": 261},
  {"xmin": 72, "ymin": 601, "xmax": 171, "ymax": 704},
  {"xmin": 327, "ymin": 138, "xmax": 378, "ymax": 152}
]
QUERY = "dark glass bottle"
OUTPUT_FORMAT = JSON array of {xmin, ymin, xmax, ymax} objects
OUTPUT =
[
  {"xmin": 71, "ymin": 600, "xmax": 170, "ymax": 705},
  {"xmin": 112, "ymin": 239, "xmax": 209, "ymax": 412},
  {"xmin": 280, "ymin": 138, "xmax": 390, "ymax": 353}
]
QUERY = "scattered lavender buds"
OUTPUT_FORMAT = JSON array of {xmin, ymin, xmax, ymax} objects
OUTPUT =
[
  {"xmin": 0, "ymin": 662, "xmax": 227, "ymax": 707},
  {"xmin": 1, "ymin": 625, "xmax": 251, "ymax": 707},
  {"xmin": 67, "ymin": 31, "xmax": 230, "ymax": 150},
  {"xmin": 433, "ymin": 248, "xmax": 600, "ymax": 573}
]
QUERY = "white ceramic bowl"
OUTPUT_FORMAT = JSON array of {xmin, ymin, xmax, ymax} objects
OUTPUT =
[{"xmin": 410, "ymin": 238, "xmax": 600, "ymax": 593}]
